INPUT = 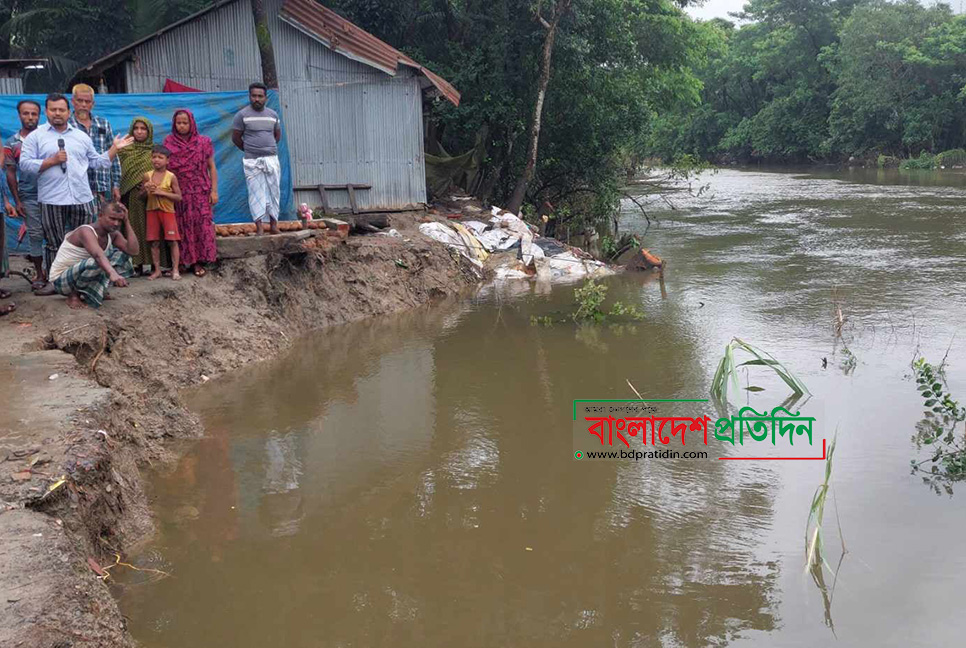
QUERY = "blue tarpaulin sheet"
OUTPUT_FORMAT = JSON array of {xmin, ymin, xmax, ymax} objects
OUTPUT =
[{"xmin": 1, "ymin": 90, "xmax": 294, "ymax": 255}]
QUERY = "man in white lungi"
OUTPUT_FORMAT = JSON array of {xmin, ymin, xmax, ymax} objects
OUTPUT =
[{"xmin": 232, "ymin": 82, "xmax": 281, "ymax": 235}]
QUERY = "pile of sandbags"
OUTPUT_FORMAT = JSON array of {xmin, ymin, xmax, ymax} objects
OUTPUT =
[{"xmin": 418, "ymin": 207, "xmax": 615, "ymax": 283}]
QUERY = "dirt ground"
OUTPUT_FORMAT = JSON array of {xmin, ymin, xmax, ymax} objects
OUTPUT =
[{"xmin": 0, "ymin": 217, "xmax": 479, "ymax": 648}]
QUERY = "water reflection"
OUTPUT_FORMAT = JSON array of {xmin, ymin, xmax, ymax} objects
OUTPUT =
[{"xmin": 118, "ymin": 168, "xmax": 966, "ymax": 647}]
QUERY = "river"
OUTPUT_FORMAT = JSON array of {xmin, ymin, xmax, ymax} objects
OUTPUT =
[{"xmin": 115, "ymin": 167, "xmax": 966, "ymax": 647}]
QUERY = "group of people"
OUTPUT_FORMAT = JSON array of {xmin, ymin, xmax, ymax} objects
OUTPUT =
[{"xmin": 0, "ymin": 81, "xmax": 283, "ymax": 312}]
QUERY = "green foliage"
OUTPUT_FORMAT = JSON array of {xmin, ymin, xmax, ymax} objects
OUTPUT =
[
  {"xmin": 331, "ymin": 0, "xmax": 708, "ymax": 230},
  {"xmin": 899, "ymin": 152, "xmax": 936, "ymax": 170},
  {"xmin": 649, "ymin": 0, "xmax": 966, "ymax": 164},
  {"xmin": 806, "ymin": 433, "xmax": 841, "ymax": 571},
  {"xmin": 608, "ymin": 301, "xmax": 645, "ymax": 320},
  {"xmin": 910, "ymin": 357, "xmax": 966, "ymax": 489},
  {"xmin": 573, "ymin": 279, "xmax": 609, "ymax": 323},
  {"xmin": 600, "ymin": 235, "xmax": 618, "ymax": 260},
  {"xmin": 525, "ymin": 279, "xmax": 646, "ymax": 325},
  {"xmin": 1, "ymin": 0, "xmax": 211, "ymax": 92},
  {"xmin": 877, "ymin": 155, "xmax": 899, "ymax": 168},
  {"xmin": 710, "ymin": 337, "xmax": 809, "ymax": 405},
  {"xmin": 934, "ymin": 149, "xmax": 966, "ymax": 167}
]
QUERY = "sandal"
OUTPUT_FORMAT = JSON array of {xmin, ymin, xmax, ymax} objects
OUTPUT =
[
  {"xmin": 0, "ymin": 303, "xmax": 15, "ymax": 316},
  {"xmin": 193, "ymin": 266, "xmax": 207, "ymax": 277},
  {"xmin": 0, "ymin": 289, "xmax": 11, "ymax": 300},
  {"xmin": 30, "ymin": 280, "xmax": 47, "ymax": 291}
]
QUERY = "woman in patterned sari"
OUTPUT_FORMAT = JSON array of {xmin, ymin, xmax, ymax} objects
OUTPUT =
[
  {"xmin": 163, "ymin": 109, "xmax": 218, "ymax": 277},
  {"xmin": 117, "ymin": 116, "xmax": 157, "ymax": 274}
]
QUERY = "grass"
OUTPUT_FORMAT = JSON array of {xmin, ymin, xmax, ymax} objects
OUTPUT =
[
  {"xmin": 710, "ymin": 337, "xmax": 809, "ymax": 405},
  {"xmin": 805, "ymin": 432, "xmax": 846, "ymax": 632},
  {"xmin": 806, "ymin": 433, "xmax": 841, "ymax": 569}
]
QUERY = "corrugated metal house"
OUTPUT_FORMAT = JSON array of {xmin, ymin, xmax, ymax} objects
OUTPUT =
[
  {"xmin": 72, "ymin": 0, "xmax": 459, "ymax": 213},
  {"xmin": 0, "ymin": 59, "xmax": 49, "ymax": 94}
]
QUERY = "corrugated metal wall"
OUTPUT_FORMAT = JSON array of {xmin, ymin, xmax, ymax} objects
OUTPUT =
[
  {"xmin": 120, "ymin": 0, "xmax": 427, "ymax": 210},
  {"xmin": 125, "ymin": 0, "xmax": 261, "ymax": 92},
  {"xmin": 0, "ymin": 77, "xmax": 24, "ymax": 94}
]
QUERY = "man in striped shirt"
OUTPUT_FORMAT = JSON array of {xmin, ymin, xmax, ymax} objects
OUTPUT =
[
  {"xmin": 232, "ymin": 83, "xmax": 282, "ymax": 235},
  {"xmin": 69, "ymin": 84, "xmax": 122, "ymax": 207}
]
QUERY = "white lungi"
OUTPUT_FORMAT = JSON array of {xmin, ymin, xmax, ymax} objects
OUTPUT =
[{"xmin": 242, "ymin": 155, "xmax": 281, "ymax": 222}]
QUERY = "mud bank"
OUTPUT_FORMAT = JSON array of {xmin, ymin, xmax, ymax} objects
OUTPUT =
[{"xmin": 0, "ymin": 227, "xmax": 479, "ymax": 647}]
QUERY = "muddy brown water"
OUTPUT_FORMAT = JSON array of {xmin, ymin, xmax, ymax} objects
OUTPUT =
[{"xmin": 116, "ymin": 168, "xmax": 966, "ymax": 646}]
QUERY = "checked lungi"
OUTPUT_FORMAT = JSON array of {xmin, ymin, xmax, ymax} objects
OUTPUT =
[
  {"xmin": 52, "ymin": 246, "xmax": 132, "ymax": 309},
  {"xmin": 242, "ymin": 155, "xmax": 281, "ymax": 222},
  {"xmin": 23, "ymin": 200, "xmax": 44, "ymax": 260},
  {"xmin": 41, "ymin": 199, "xmax": 97, "ymax": 274}
]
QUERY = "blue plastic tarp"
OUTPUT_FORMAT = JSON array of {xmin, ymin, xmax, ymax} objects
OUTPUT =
[{"xmin": 1, "ymin": 90, "xmax": 294, "ymax": 254}]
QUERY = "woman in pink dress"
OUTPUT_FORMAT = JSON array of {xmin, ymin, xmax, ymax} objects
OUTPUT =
[{"xmin": 163, "ymin": 109, "xmax": 218, "ymax": 277}]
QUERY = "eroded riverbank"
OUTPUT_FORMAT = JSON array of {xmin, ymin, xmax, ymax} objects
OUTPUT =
[{"xmin": 0, "ymin": 224, "xmax": 479, "ymax": 647}]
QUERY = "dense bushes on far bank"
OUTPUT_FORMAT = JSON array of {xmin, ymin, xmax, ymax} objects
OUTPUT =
[{"xmin": 647, "ymin": 0, "xmax": 966, "ymax": 167}]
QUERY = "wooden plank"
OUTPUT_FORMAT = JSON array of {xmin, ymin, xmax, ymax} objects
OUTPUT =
[
  {"xmin": 317, "ymin": 184, "xmax": 330, "ymax": 213},
  {"xmin": 347, "ymin": 185, "xmax": 358, "ymax": 214}
]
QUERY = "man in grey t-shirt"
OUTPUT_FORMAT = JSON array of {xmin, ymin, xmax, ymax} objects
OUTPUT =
[{"xmin": 232, "ymin": 82, "xmax": 282, "ymax": 235}]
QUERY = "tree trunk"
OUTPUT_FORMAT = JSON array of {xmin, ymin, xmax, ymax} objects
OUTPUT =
[
  {"xmin": 506, "ymin": 0, "xmax": 571, "ymax": 215},
  {"xmin": 251, "ymin": 0, "xmax": 278, "ymax": 89}
]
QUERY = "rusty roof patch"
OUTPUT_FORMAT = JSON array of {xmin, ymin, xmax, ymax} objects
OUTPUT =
[{"xmin": 279, "ymin": 0, "xmax": 460, "ymax": 106}]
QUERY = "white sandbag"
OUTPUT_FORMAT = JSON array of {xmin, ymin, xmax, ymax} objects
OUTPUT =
[
  {"xmin": 418, "ymin": 222, "xmax": 484, "ymax": 269},
  {"xmin": 463, "ymin": 220, "xmax": 489, "ymax": 236},
  {"xmin": 477, "ymin": 228, "xmax": 519, "ymax": 252}
]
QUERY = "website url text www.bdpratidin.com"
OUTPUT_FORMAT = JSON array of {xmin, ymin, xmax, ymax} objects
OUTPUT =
[{"xmin": 575, "ymin": 449, "xmax": 708, "ymax": 461}]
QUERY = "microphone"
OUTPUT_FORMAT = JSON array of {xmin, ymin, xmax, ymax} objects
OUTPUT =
[{"xmin": 57, "ymin": 138, "xmax": 67, "ymax": 172}]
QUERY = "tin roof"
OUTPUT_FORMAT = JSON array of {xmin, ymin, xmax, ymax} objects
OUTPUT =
[
  {"xmin": 278, "ymin": 0, "xmax": 459, "ymax": 106},
  {"xmin": 72, "ymin": 0, "xmax": 459, "ymax": 106}
]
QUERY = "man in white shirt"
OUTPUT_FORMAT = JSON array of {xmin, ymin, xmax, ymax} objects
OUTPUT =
[{"xmin": 19, "ymin": 93, "xmax": 132, "ymax": 291}]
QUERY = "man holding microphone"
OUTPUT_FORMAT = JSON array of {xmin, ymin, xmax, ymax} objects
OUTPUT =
[{"xmin": 20, "ymin": 93, "xmax": 133, "ymax": 291}]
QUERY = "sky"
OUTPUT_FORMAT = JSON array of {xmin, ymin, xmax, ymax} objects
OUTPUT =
[
  {"xmin": 686, "ymin": 0, "xmax": 965, "ymax": 21},
  {"xmin": 685, "ymin": 0, "xmax": 748, "ymax": 21}
]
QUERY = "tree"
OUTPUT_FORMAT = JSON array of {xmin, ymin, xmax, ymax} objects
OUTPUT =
[
  {"xmin": 507, "ymin": 0, "xmax": 573, "ymax": 215},
  {"xmin": 250, "ymin": 0, "xmax": 279, "ymax": 88},
  {"xmin": 0, "ymin": 0, "xmax": 211, "ymax": 92},
  {"xmin": 332, "ymin": 0, "xmax": 706, "ymax": 230}
]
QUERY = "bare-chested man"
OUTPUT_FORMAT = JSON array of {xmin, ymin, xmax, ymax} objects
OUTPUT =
[{"xmin": 47, "ymin": 201, "xmax": 140, "ymax": 309}]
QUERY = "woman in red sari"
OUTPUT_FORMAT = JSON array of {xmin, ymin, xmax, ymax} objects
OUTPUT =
[{"xmin": 163, "ymin": 109, "xmax": 218, "ymax": 277}]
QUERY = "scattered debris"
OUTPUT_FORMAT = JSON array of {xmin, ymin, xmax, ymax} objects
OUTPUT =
[
  {"xmin": 419, "ymin": 206, "xmax": 616, "ymax": 283},
  {"xmin": 41, "ymin": 477, "xmax": 68, "ymax": 499},
  {"xmin": 625, "ymin": 248, "xmax": 665, "ymax": 272},
  {"xmin": 87, "ymin": 557, "xmax": 107, "ymax": 578}
]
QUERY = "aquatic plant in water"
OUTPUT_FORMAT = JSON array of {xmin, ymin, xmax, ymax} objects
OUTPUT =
[
  {"xmin": 570, "ymin": 279, "xmax": 645, "ymax": 324},
  {"xmin": 573, "ymin": 279, "xmax": 608, "ymax": 322},
  {"xmin": 910, "ymin": 356, "xmax": 966, "ymax": 490},
  {"xmin": 805, "ymin": 433, "xmax": 845, "ymax": 633},
  {"xmin": 710, "ymin": 338, "xmax": 809, "ymax": 405},
  {"xmin": 806, "ymin": 433, "xmax": 840, "ymax": 569}
]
